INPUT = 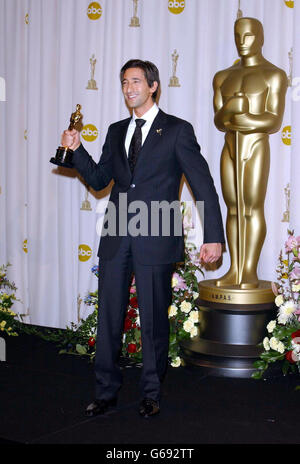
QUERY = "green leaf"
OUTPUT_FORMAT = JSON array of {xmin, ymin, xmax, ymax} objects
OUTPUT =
[
  {"xmin": 76, "ymin": 344, "xmax": 87, "ymax": 355},
  {"xmin": 253, "ymin": 360, "xmax": 267, "ymax": 370},
  {"xmin": 294, "ymin": 386, "xmax": 300, "ymax": 391},
  {"xmin": 251, "ymin": 371, "xmax": 263, "ymax": 379}
]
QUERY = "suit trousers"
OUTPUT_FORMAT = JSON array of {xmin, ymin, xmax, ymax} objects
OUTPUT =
[{"xmin": 94, "ymin": 235, "xmax": 174, "ymax": 402}]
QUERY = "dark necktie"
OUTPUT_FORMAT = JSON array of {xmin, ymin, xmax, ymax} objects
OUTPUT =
[{"xmin": 128, "ymin": 118, "xmax": 146, "ymax": 173}]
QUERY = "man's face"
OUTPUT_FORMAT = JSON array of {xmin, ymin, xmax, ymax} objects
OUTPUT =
[
  {"xmin": 234, "ymin": 20, "xmax": 262, "ymax": 57},
  {"xmin": 121, "ymin": 67, "xmax": 157, "ymax": 115}
]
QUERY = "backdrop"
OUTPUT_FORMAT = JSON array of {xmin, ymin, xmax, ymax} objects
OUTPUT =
[{"xmin": 0, "ymin": 0, "xmax": 299, "ymax": 328}]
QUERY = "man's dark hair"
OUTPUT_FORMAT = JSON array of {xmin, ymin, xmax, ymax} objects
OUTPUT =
[{"xmin": 120, "ymin": 59, "xmax": 160, "ymax": 101}]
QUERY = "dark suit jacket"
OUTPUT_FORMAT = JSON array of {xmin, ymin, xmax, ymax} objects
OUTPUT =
[{"xmin": 72, "ymin": 109, "xmax": 225, "ymax": 264}]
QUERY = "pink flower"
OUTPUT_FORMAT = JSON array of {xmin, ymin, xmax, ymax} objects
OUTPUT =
[
  {"xmin": 290, "ymin": 264, "xmax": 300, "ymax": 281},
  {"xmin": 188, "ymin": 251, "xmax": 201, "ymax": 267},
  {"xmin": 172, "ymin": 272, "xmax": 187, "ymax": 291},
  {"xmin": 285, "ymin": 235, "xmax": 299, "ymax": 252},
  {"xmin": 271, "ymin": 281, "xmax": 279, "ymax": 296}
]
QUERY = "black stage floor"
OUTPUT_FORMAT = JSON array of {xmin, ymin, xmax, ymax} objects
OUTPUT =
[{"xmin": 0, "ymin": 331, "xmax": 299, "ymax": 447}]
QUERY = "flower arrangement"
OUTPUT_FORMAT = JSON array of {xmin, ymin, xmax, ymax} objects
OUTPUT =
[
  {"xmin": 56, "ymin": 202, "xmax": 204, "ymax": 366},
  {"xmin": 0, "ymin": 264, "xmax": 19, "ymax": 336},
  {"xmin": 252, "ymin": 231, "xmax": 300, "ymax": 379}
]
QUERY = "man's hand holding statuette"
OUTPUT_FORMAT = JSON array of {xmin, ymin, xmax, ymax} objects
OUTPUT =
[{"xmin": 61, "ymin": 129, "xmax": 81, "ymax": 151}]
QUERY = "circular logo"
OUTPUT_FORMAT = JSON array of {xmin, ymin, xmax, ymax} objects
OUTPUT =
[
  {"xmin": 78, "ymin": 244, "xmax": 92, "ymax": 262},
  {"xmin": 168, "ymin": 0, "xmax": 185, "ymax": 14},
  {"xmin": 87, "ymin": 2, "xmax": 102, "ymax": 20},
  {"xmin": 81, "ymin": 124, "xmax": 98, "ymax": 142},
  {"xmin": 23, "ymin": 239, "xmax": 28, "ymax": 253},
  {"xmin": 284, "ymin": 1, "xmax": 294, "ymax": 8},
  {"xmin": 282, "ymin": 125, "xmax": 291, "ymax": 145}
]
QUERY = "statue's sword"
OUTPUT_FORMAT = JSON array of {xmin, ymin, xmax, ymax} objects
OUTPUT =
[{"xmin": 235, "ymin": 130, "xmax": 245, "ymax": 285}]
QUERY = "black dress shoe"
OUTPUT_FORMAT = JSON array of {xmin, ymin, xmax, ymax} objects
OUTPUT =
[
  {"xmin": 139, "ymin": 398, "xmax": 160, "ymax": 418},
  {"xmin": 85, "ymin": 398, "xmax": 117, "ymax": 417}
]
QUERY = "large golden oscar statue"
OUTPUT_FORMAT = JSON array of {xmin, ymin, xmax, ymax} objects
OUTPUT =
[{"xmin": 181, "ymin": 18, "xmax": 288, "ymax": 377}]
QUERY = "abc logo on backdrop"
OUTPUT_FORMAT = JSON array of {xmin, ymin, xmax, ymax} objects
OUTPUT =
[
  {"xmin": 87, "ymin": 2, "xmax": 102, "ymax": 20},
  {"xmin": 81, "ymin": 124, "xmax": 98, "ymax": 142},
  {"xmin": 78, "ymin": 244, "xmax": 92, "ymax": 262},
  {"xmin": 168, "ymin": 1, "xmax": 185, "ymax": 14},
  {"xmin": 282, "ymin": 125, "xmax": 291, "ymax": 145},
  {"xmin": 23, "ymin": 239, "xmax": 28, "ymax": 253}
]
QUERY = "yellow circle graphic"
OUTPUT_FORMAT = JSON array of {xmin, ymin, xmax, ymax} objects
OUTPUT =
[
  {"xmin": 284, "ymin": 1, "xmax": 294, "ymax": 8},
  {"xmin": 87, "ymin": 2, "xmax": 102, "ymax": 20},
  {"xmin": 282, "ymin": 125, "xmax": 291, "ymax": 145},
  {"xmin": 81, "ymin": 124, "xmax": 99, "ymax": 142},
  {"xmin": 233, "ymin": 58, "xmax": 241, "ymax": 65},
  {"xmin": 168, "ymin": 0, "xmax": 185, "ymax": 14},
  {"xmin": 78, "ymin": 244, "xmax": 92, "ymax": 262},
  {"xmin": 23, "ymin": 239, "xmax": 28, "ymax": 253}
]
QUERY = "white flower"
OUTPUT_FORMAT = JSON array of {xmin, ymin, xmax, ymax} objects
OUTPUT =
[
  {"xmin": 190, "ymin": 326, "xmax": 198, "ymax": 338},
  {"xmin": 189, "ymin": 310, "xmax": 199, "ymax": 323},
  {"xmin": 267, "ymin": 320, "xmax": 276, "ymax": 333},
  {"xmin": 193, "ymin": 292, "xmax": 199, "ymax": 300},
  {"xmin": 291, "ymin": 339, "xmax": 300, "ymax": 354},
  {"xmin": 275, "ymin": 295, "xmax": 284, "ymax": 307},
  {"xmin": 277, "ymin": 341, "xmax": 285, "ymax": 354},
  {"xmin": 183, "ymin": 319, "xmax": 194, "ymax": 333},
  {"xmin": 278, "ymin": 300, "xmax": 296, "ymax": 324},
  {"xmin": 180, "ymin": 301, "xmax": 192, "ymax": 313},
  {"xmin": 269, "ymin": 337, "xmax": 279, "ymax": 351},
  {"xmin": 291, "ymin": 350, "xmax": 300, "ymax": 362},
  {"xmin": 171, "ymin": 357, "xmax": 181, "ymax": 367},
  {"xmin": 168, "ymin": 305, "xmax": 178, "ymax": 317},
  {"xmin": 263, "ymin": 337, "xmax": 270, "ymax": 351},
  {"xmin": 292, "ymin": 283, "xmax": 300, "ymax": 292},
  {"xmin": 135, "ymin": 316, "xmax": 140, "ymax": 326}
]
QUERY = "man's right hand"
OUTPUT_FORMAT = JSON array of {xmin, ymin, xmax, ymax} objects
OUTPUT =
[{"xmin": 61, "ymin": 129, "xmax": 81, "ymax": 151}]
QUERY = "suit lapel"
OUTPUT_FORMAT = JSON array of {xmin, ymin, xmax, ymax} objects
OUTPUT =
[{"xmin": 116, "ymin": 117, "xmax": 132, "ymax": 179}]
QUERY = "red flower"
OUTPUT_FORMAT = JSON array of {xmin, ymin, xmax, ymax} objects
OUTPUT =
[
  {"xmin": 124, "ymin": 317, "xmax": 132, "ymax": 331},
  {"xmin": 285, "ymin": 350, "xmax": 296, "ymax": 364},
  {"xmin": 127, "ymin": 343, "xmax": 137, "ymax": 353},
  {"xmin": 88, "ymin": 337, "xmax": 96, "ymax": 347},
  {"xmin": 127, "ymin": 308, "xmax": 137, "ymax": 318},
  {"xmin": 129, "ymin": 297, "xmax": 138, "ymax": 308},
  {"xmin": 291, "ymin": 330, "xmax": 300, "ymax": 340}
]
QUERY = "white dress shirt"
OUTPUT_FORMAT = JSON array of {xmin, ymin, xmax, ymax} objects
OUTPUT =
[{"xmin": 124, "ymin": 103, "xmax": 159, "ymax": 156}]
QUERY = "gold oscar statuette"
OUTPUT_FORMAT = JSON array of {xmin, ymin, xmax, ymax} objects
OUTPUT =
[
  {"xmin": 86, "ymin": 54, "xmax": 98, "ymax": 90},
  {"xmin": 168, "ymin": 50, "xmax": 180, "ymax": 87},
  {"xmin": 81, "ymin": 187, "xmax": 92, "ymax": 211},
  {"xmin": 208, "ymin": 16, "xmax": 288, "ymax": 300},
  {"xmin": 129, "ymin": 0, "xmax": 140, "ymax": 27},
  {"xmin": 50, "ymin": 104, "xmax": 83, "ymax": 168},
  {"xmin": 281, "ymin": 183, "xmax": 290, "ymax": 223},
  {"xmin": 237, "ymin": 0, "xmax": 243, "ymax": 19}
]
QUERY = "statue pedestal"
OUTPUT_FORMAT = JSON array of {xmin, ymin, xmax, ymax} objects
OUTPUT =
[{"xmin": 180, "ymin": 280, "xmax": 276, "ymax": 378}]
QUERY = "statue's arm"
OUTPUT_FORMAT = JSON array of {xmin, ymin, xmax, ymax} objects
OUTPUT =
[
  {"xmin": 230, "ymin": 70, "xmax": 288, "ymax": 134},
  {"xmin": 213, "ymin": 72, "xmax": 229, "ymax": 132}
]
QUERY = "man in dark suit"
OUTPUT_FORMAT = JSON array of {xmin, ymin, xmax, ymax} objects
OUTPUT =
[{"xmin": 61, "ymin": 59, "xmax": 225, "ymax": 418}]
